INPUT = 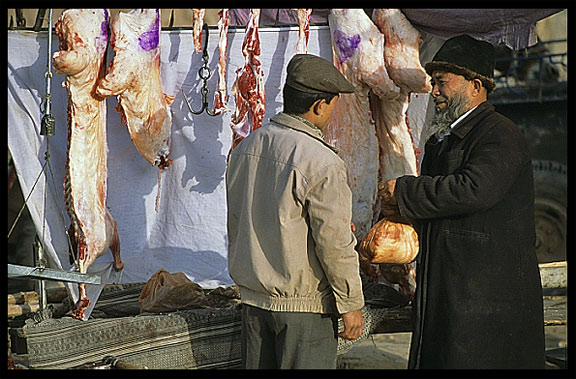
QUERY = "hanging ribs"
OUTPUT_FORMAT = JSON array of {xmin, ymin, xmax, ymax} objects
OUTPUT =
[
  {"xmin": 229, "ymin": 9, "xmax": 265, "ymax": 150},
  {"xmin": 296, "ymin": 9, "xmax": 312, "ymax": 54},
  {"xmin": 213, "ymin": 8, "xmax": 230, "ymax": 115},
  {"xmin": 53, "ymin": 9, "xmax": 123, "ymax": 320}
]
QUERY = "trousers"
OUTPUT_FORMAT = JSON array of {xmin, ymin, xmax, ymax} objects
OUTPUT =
[{"xmin": 241, "ymin": 304, "xmax": 338, "ymax": 369}]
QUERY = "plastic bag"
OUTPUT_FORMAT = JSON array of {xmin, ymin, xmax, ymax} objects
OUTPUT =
[{"xmin": 138, "ymin": 269, "xmax": 207, "ymax": 314}]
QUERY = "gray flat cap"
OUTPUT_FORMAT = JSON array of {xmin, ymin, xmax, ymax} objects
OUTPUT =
[{"xmin": 285, "ymin": 54, "xmax": 355, "ymax": 94}]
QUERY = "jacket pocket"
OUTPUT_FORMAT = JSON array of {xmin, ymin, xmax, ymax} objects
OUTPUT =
[{"xmin": 442, "ymin": 228, "xmax": 490, "ymax": 243}]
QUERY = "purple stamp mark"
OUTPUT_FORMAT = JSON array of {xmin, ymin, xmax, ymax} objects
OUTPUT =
[
  {"xmin": 138, "ymin": 10, "xmax": 160, "ymax": 51},
  {"xmin": 95, "ymin": 9, "xmax": 109, "ymax": 53},
  {"xmin": 333, "ymin": 30, "xmax": 361, "ymax": 64}
]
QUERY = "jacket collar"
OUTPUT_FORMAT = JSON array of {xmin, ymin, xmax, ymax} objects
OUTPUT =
[
  {"xmin": 270, "ymin": 113, "xmax": 339, "ymax": 153},
  {"xmin": 450, "ymin": 101, "xmax": 494, "ymax": 140}
]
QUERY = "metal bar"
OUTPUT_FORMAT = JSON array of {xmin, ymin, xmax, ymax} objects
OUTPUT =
[
  {"xmin": 8, "ymin": 264, "xmax": 102, "ymax": 285},
  {"xmin": 34, "ymin": 237, "xmax": 47, "ymax": 310},
  {"xmin": 15, "ymin": 9, "xmax": 26, "ymax": 27},
  {"xmin": 33, "ymin": 9, "xmax": 47, "ymax": 32}
]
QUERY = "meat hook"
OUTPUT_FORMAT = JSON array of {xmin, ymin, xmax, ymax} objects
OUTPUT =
[{"xmin": 182, "ymin": 23, "xmax": 219, "ymax": 117}]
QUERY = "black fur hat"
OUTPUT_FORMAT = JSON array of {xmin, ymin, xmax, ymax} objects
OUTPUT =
[{"xmin": 425, "ymin": 34, "xmax": 496, "ymax": 92}]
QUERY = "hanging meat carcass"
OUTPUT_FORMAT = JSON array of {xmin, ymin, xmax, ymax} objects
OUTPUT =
[
  {"xmin": 229, "ymin": 9, "xmax": 265, "ymax": 151},
  {"xmin": 326, "ymin": 9, "xmax": 429, "ymax": 299},
  {"xmin": 370, "ymin": 8, "xmax": 430, "ymax": 183},
  {"xmin": 373, "ymin": 8, "xmax": 432, "ymax": 94},
  {"xmin": 53, "ymin": 9, "xmax": 123, "ymax": 320},
  {"xmin": 213, "ymin": 9, "xmax": 230, "ymax": 115},
  {"xmin": 326, "ymin": 9, "xmax": 401, "ymax": 242},
  {"xmin": 296, "ymin": 9, "xmax": 312, "ymax": 54},
  {"xmin": 359, "ymin": 9, "xmax": 433, "ymax": 299},
  {"xmin": 363, "ymin": 90, "xmax": 420, "ymax": 298},
  {"xmin": 96, "ymin": 9, "xmax": 173, "ymax": 170}
]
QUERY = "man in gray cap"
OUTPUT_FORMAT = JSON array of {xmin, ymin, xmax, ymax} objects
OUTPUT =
[
  {"xmin": 379, "ymin": 35, "xmax": 545, "ymax": 369},
  {"xmin": 226, "ymin": 54, "xmax": 364, "ymax": 369}
]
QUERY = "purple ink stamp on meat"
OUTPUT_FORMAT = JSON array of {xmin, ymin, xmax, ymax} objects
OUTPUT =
[
  {"xmin": 333, "ymin": 30, "xmax": 361, "ymax": 64},
  {"xmin": 95, "ymin": 9, "xmax": 109, "ymax": 53},
  {"xmin": 138, "ymin": 10, "xmax": 160, "ymax": 51}
]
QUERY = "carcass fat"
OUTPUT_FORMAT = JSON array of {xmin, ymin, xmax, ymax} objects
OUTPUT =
[
  {"xmin": 296, "ymin": 9, "xmax": 312, "ymax": 54},
  {"xmin": 53, "ymin": 9, "xmax": 123, "ymax": 320},
  {"xmin": 213, "ymin": 9, "xmax": 230, "ymax": 115},
  {"xmin": 96, "ymin": 9, "xmax": 173, "ymax": 170},
  {"xmin": 230, "ymin": 9, "xmax": 265, "ymax": 150},
  {"xmin": 326, "ymin": 9, "xmax": 400, "ymax": 242}
]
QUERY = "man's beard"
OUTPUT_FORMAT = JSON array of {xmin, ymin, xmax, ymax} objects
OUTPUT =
[{"xmin": 424, "ymin": 93, "xmax": 470, "ymax": 142}]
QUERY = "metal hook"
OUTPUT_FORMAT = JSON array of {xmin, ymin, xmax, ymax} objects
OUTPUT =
[{"xmin": 182, "ymin": 23, "xmax": 219, "ymax": 117}]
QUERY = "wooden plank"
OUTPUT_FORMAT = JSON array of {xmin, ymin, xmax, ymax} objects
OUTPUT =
[
  {"xmin": 8, "ymin": 303, "xmax": 40, "ymax": 318},
  {"xmin": 7, "ymin": 291, "xmax": 38, "ymax": 305},
  {"xmin": 539, "ymin": 261, "xmax": 567, "ymax": 288},
  {"xmin": 543, "ymin": 295, "xmax": 567, "ymax": 326}
]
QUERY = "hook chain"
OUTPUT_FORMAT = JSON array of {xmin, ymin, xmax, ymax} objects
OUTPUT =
[{"xmin": 182, "ymin": 23, "xmax": 218, "ymax": 117}]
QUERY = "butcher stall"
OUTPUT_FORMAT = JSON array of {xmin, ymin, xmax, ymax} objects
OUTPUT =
[{"xmin": 7, "ymin": 9, "xmax": 564, "ymax": 369}]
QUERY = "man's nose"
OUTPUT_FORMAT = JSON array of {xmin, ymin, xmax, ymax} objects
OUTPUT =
[{"xmin": 430, "ymin": 84, "xmax": 440, "ymax": 97}]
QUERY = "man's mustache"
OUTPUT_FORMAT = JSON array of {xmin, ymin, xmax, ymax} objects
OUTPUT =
[{"xmin": 434, "ymin": 95, "xmax": 448, "ymax": 108}]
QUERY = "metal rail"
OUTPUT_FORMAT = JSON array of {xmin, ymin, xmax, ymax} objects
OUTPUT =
[
  {"xmin": 493, "ymin": 39, "xmax": 567, "ymax": 103},
  {"xmin": 8, "ymin": 264, "xmax": 101, "ymax": 285}
]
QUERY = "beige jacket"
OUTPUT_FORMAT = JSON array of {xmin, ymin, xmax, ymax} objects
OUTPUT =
[{"xmin": 226, "ymin": 112, "xmax": 364, "ymax": 315}]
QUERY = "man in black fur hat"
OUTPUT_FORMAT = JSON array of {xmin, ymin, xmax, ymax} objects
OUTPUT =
[{"xmin": 379, "ymin": 35, "xmax": 545, "ymax": 369}]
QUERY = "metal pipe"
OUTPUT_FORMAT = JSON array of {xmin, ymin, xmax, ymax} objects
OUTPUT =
[
  {"xmin": 41, "ymin": 9, "xmax": 55, "ymax": 136},
  {"xmin": 45, "ymin": 9, "xmax": 53, "ymax": 116},
  {"xmin": 34, "ymin": 236, "xmax": 47, "ymax": 310}
]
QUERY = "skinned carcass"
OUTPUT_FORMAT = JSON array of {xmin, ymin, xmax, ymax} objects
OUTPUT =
[
  {"xmin": 373, "ymin": 8, "xmax": 432, "ymax": 94},
  {"xmin": 53, "ymin": 9, "xmax": 123, "ymax": 320},
  {"xmin": 96, "ymin": 9, "xmax": 173, "ymax": 170},
  {"xmin": 362, "ymin": 8, "xmax": 433, "ymax": 299},
  {"xmin": 327, "ymin": 9, "xmax": 430, "ymax": 299},
  {"xmin": 326, "ymin": 8, "xmax": 401, "ymax": 243}
]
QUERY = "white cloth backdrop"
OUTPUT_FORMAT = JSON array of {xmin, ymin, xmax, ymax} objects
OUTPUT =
[
  {"xmin": 7, "ymin": 26, "xmax": 334, "ymax": 313},
  {"xmin": 8, "ymin": 25, "xmax": 431, "ymax": 316}
]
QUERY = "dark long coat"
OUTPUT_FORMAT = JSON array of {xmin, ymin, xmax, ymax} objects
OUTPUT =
[{"xmin": 395, "ymin": 101, "xmax": 545, "ymax": 369}]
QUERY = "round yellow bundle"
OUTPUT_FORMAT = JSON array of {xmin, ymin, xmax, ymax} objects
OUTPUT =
[{"xmin": 359, "ymin": 218, "xmax": 419, "ymax": 264}]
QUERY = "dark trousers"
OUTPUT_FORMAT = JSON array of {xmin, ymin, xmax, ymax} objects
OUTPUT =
[{"xmin": 241, "ymin": 304, "xmax": 338, "ymax": 369}]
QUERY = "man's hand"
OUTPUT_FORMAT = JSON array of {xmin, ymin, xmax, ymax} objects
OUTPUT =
[
  {"xmin": 378, "ymin": 179, "xmax": 397, "ymax": 205},
  {"xmin": 339, "ymin": 309, "xmax": 363, "ymax": 340},
  {"xmin": 378, "ymin": 179, "xmax": 399, "ymax": 217}
]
